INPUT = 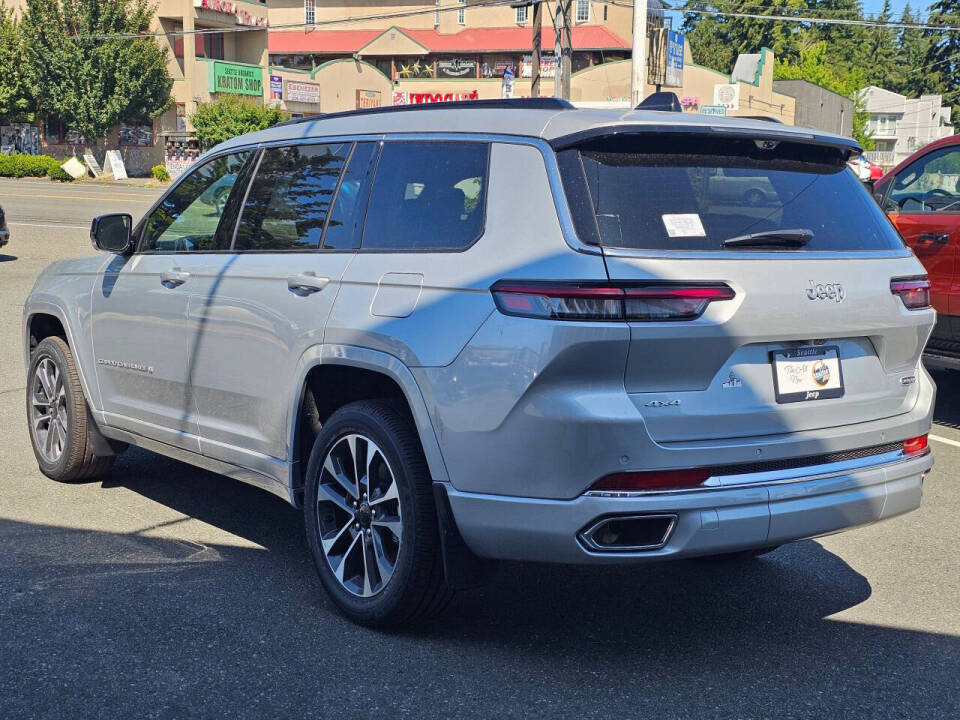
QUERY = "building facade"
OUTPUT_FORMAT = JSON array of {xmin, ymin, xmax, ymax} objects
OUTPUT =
[
  {"xmin": 862, "ymin": 86, "xmax": 953, "ymax": 168},
  {"xmin": 772, "ymin": 79, "xmax": 853, "ymax": 137}
]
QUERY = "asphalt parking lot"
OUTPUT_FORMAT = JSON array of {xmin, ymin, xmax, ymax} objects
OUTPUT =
[{"xmin": 1, "ymin": 177, "xmax": 958, "ymax": 719}]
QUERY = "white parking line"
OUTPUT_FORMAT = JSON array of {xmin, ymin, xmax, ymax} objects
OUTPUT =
[
  {"xmin": 9, "ymin": 221, "xmax": 89, "ymax": 229},
  {"xmin": 929, "ymin": 433, "xmax": 960, "ymax": 449}
]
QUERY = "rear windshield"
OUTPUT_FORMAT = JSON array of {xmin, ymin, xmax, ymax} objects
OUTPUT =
[{"xmin": 558, "ymin": 135, "xmax": 904, "ymax": 252}]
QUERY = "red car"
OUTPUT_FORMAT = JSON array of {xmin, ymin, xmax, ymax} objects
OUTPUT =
[{"xmin": 874, "ymin": 134, "xmax": 960, "ymax": 370}]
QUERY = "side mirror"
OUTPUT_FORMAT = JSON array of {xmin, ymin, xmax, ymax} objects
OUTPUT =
[{"xmin": 90, "ymin": 214, "xmax": 132, "ymax": 253}]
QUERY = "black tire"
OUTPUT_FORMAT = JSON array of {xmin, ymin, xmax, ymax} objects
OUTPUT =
[
  {"xmin": 26, "ymin": 336, "xmax": 115, "ymax": 482},
  {"xmin": 303, "ymin": 399, "xmax": 452, "ymax": 626},
  {"xmin": 699, "ymin": 545, "xmax": 782, "ymax": 562}
]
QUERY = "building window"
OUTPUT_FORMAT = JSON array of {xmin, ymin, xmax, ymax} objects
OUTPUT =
[
  {"xmin": 576, "ymin": 0, "xmax": 590, "ymax": 22},
  {"xmin": 434, "ymin": 0, "xmax": 440, "ymax": 26},
  {"xmin": 195, "ymin": 31, "xmax": 224, "ymax": 60},
  {"xmin": 516, "ymin": 4, "xmax": 528, "ymax": 23},
  {"xmin": 305, "ymin": 0, "xmax": 315, "ymax": 26},
  {"xmin": 458, "ymin": 0, "xmax": 465, "ymax": 25},
  {"xmin": 603, "ymin": 4, "xmax": 607, "ymax": 20}
]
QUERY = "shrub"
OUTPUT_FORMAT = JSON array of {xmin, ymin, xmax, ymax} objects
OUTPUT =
[
  {"xmin": 151, "ymin": 164, "xmax": 170, "ymax": 182},
  {"xmin": 190, "ymin": 95, "xmax": 288, "ymax": 149},
  {"xmin": 0, "ymin": 153, "xmax": 73, "ymax": 180}
]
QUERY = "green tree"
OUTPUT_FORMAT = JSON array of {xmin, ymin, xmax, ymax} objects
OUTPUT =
[
  {"xmin": 0, "ymin": 7, "xmax": 34, "ymax": 122},
  {"xmin": 681, "ymin": 0, "xmax": 806, "ymax": 74},
  {"xmin": 861, "ymin": 0, "xmax": 898, "ymax": 87},
  {"xmin": 20, "ymin": 0, "xmax": 172, "ymax": 143},
  {"xmin": 190, "ymin": 95, "xmax": 288, "ymax": 150},
  {"xmin": 923, "ymin": 0, "xmax": 960, "ymax": 104},
  {"xmin": 892, "ymin": 3, "xmax": 933, "ymax": 96},
  {"xmin": 774, "ymin": 41, "xmax": 874, "ymax": 148}
]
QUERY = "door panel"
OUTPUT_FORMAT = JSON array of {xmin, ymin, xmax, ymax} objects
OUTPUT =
[
  {"xmin": 884, "ymin": 145, "xmax": 960, "ymax": 340},
  {"xmin": 91, "ymin": 253, "xmax": 198, "ymax": 449},
  {"xmin": 91, "ymin": 150, "xmax": 253, "ymax": 449},
  {"xmin": 189, "ymin": 142, "xmax": 362, "ymax": 464}
]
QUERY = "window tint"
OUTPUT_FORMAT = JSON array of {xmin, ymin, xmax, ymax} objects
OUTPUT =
[
  {"xmin": 140, "ymin": 151, "xmax": 251, "ymax": 253},
  {"xmin": 887, "ymin": 146, "xmax": 960, "ymax": 213},
  {"xmin": 235, "ymin": 143, "xmax": 349, "ymax": 251},
  {"xmin": 322, "ymin": 142, "xmax": 375, "ymax": 250},
  {"xmin": 362, "ymin": 141, "xmax": 488, "ymax": 251},
  {"xmin": 560, "ymin": 135, "xmax": 903, "ymax": 252}
]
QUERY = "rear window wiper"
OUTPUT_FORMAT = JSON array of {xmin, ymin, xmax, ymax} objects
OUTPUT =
[{"xmin": 722, "ymin": 228, "xmax": 814, "ymax": 248}]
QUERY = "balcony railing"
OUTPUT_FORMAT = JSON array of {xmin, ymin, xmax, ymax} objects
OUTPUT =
[{"xmin": 864, "ymin": 150, "xmax": 896, "ymax": 166}]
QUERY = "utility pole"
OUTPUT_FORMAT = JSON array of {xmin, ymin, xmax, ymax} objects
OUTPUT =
[
  {"xmin": 553, "ymin": 0, "xmax": 563, "ymax": 98},
  {"xmin": 631, "ymin": 0, "xmax": 647, "ymax": 106},
  {"xmin": 560, "ymin": 0, "xmax": 572, "ymax": 99},
  {"xmin": 531, "ymin": 0, "xmax": 542, "ymax": 97}
]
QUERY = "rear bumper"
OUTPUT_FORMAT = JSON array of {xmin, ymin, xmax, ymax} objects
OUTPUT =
[{"xmin": 445, "ymin": 450, "xmax": 932, "ymax": 564}]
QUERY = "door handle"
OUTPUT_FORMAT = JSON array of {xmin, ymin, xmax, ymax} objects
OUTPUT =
[
  {"xmin": 287, "ymin": 272, "xmax": 330, "ymax": 295},
  {"xmin": 919, "ymin": 233, "xmax": 949, "ymax": 244},
  {"xmin": 160, "ymin": 268, "xmax": 190, "ymax": 287}
]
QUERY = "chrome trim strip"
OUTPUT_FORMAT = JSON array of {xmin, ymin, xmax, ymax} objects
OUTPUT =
[
  {"xmin": 578, "ymin": 513, "xmax": 678, "ymax": 552},
  {"xmin": 584, "ymin": 449, "xmax": 927, "ymax": 498}
]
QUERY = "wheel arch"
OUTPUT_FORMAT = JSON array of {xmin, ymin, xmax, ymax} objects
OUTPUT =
[
  {"xmin": 23, "ymin": 300, "xmax": 103, "ymax": 414},
  {"xmin": 287, "ymin": 344, "xmax": 450, "ymax": 506}
]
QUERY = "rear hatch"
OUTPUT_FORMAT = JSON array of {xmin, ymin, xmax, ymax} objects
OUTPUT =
[{"xmin": 556, "ymin": 131, "xmax": 934, "ymax": 443}]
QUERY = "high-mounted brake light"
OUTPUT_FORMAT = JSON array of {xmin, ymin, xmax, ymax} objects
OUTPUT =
[
  {"xmin": 490, "ymin": 281, "xmax": 735, "ymax": 322},
  {"xmin": 891, "ymin": 276, "xmax": 931, "ymax": 310},
  {"xmin": 591, "ymin": 469, "xmax": 711, "ymax": 492},
  {"xmin": 902, "ymin": 434, "xmax": 928, "ymax": 456}
]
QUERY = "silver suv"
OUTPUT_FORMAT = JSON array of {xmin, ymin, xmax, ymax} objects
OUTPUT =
[{"xmin": 23, "ymin": 99, "xmax": 935, "ymax": 626}]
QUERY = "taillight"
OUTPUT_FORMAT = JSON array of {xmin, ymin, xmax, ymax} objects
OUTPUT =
[
  {"xmin": 902, "ymin": 434, "xmax": 928, "ymax": 456},
  {"xmin": 891, "ymin": 276, "xmax": 931, "ymax": 310},
  {"xmin": 590, "ymin": 469, "xmax": 711, "ymax": 491},
  {"xmin": 490, "ymin": 281, "xmax": 735, "ymax": 321}
]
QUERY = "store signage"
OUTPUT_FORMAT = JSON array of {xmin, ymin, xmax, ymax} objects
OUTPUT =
[
  {"xmin": 286, "ymin": 80, "xmax": 321, "ymax": 104},
  {"xmin": 393, "ymin": 90, "xmax": 480, "ymax": 105},
  {"xmin": 211, "ymin": 61, "xmax": 263, "ymax": 95},
  {"xmin": 194, "ymin": 0, "xmax": 268, "ymax": 26},
  {"xmin": 269, "ymin": 74, "xmax": 283, "ymax": 100},
  {"xmin": 713, "ymin": 83, "xmax": 740, "ymax": 110},
  {"xmin": 699, "ymin": 104, "xmax": 727, "ymax": 116},
  {"xmin": 521, "ymin": 54, "xmax": 556, "ymax": 78},
  {"xmin": 665, "ymin": 31, "xmax": 684, "ymax": 88},
  {"xmin": 356, "ymin": 89, "xmax": 381, "ymax": 109},
  {"xmin": 437, "ymin": 58, "xmax": 476, "ymax": 78}
]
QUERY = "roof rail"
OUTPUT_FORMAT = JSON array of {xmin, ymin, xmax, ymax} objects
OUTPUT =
[{"xmin": 273, "ymin": 97, "xmax": 575, "ymax": 128}]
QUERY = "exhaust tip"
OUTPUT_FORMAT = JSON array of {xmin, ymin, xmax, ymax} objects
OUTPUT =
[{"xmin": 579, "ymin": 514, "xmax": 677, "ymax": 552}]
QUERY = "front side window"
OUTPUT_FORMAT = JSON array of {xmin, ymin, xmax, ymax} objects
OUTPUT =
[
  {"xmin": 576, "ymin": 0, "xmax": 590, "ymax": 22},
  {"xmin": 362, "ymin": 141, "xmax": 488, "ymax": 251},
  {"xmin": 558, "ymin": 134, "xmax": 903, "ymax": 252},
  {"xmin": 140, "ymin": 151, "xmax": 251, "ymax": 253},
  {"xmin": 886, "ymin": 146, "xmax": 960, "ymax": 214},
  {"xmin": 234, "ymin": 143, "xmax": 349, "ymax": 251}
]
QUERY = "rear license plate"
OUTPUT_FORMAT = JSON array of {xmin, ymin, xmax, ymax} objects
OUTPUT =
[{"xmin": 770, "ymin": 345, "xmax": 844, "ymax": 403}]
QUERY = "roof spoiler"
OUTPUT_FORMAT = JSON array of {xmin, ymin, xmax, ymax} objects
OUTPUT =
[
  {"xmin": 636, "ymin": 91, "xmax": 682, "ymax": 112},
  {"xmin": 549, "ymin": 124, "xmax": 862, "ymax": 159}
]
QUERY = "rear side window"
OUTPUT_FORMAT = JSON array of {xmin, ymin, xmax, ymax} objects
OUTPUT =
[
  {"xmin": 558, "ymin": 135, "xmax": 904, "ymax": 252},
  {"xmin": 322, "ymin": 142, "xmax": 376, "ymax": 250},
  {"xmin": 140, "ymin": 151, "xmax": 251, "ymax": 253},
  {"xmin": 362, "ymin": 141, "xmax": 488, "ymax": 251},
  {"xmin": 235, "ymin": 143, "xmax": 349, "ymax": 251}
]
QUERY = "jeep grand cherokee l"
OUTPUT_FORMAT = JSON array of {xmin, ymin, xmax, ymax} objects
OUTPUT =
[{"xmin": 23, "ymin": 99, "xmax": 935, "ymax": 626}]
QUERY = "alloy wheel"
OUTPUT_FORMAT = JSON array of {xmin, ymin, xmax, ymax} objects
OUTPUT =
[
  {"xmin": 31, "ymin": 357, "xmax": 67, "ymax": 463},
  {"xmin": 315, "ymin": 433, "xmax": 403, "ymax": 597}
]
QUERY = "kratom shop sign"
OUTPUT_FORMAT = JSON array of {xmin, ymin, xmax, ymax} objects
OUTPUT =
[{"xmin": 210, "ymin": 61, "xmax": 263, "ymax": 96}]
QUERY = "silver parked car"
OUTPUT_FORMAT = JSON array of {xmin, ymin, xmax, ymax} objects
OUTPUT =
[{"xmin": 23, "ymin": 99, "xmax": 935, "ymax": 626}]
